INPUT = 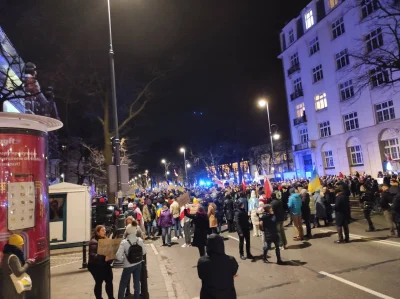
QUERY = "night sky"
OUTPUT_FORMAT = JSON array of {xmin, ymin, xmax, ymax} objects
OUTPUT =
[{"xmin": 1, "ymin": 0, "xmax": 310, "ymax": 170}]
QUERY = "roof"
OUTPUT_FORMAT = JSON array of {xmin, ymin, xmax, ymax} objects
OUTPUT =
[{"xmin": 49, "ymin": 182, "xmax": 89, "ymax": 193}]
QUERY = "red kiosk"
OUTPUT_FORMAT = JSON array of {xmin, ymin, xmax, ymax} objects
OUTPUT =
[{"xmin": 0, "ymin": 112, "xmax": 62, "ymax": 299}]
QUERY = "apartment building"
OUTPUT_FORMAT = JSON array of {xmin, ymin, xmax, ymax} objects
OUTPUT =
[{"xmin": 279, "ymin": 0, "xmax": 400, "ymax": 178}]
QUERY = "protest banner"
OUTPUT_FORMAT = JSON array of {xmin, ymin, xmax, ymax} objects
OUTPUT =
[
  {"xmin": 177, "ymin": 192, "xmax": 190, "ymax": 207},
  {"xmin": 97, "ymin": 238, "xmax": 123, "ymax": 260}
]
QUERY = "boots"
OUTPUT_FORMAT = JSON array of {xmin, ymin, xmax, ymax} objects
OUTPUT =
[
  {"xmin": 263, "ymin": 250, "xmax": 269, "ymax": 263},
  {"xmin": 276, "ymin": 248, "xmax": 283, "ymax": 265}
]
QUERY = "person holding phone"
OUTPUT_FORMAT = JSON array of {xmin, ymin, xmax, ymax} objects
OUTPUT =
[
  {"xmin": 88, "ymin": 225, "xmax": 115, "ymax": 299},
  {"xmin": 1, "ymin": 234, "xmax": 35, "ymax": 299}
]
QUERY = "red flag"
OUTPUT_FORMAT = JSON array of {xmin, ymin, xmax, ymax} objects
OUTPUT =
[
  {"xmin": 242, "ymin": 178, "xmax": 246, "ymax": 192},
  {"xmin": 264, "ymin": 177, "xmax": 272, "ymax": 198}
]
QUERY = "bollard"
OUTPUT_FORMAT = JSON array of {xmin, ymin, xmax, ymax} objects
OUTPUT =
[
  {"xmin": 80, "ymin": 241, "xmax": 88, "ymax": 269},
  {"xmin": 140, "ymin": 254, "xmax": 149, "ymax": 299}
]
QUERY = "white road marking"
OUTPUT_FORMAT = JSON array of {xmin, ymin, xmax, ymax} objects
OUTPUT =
[
  {"xmin": 50, "ymin": 260, "xmax": 81, "ymax": 269},
  {"xmin": 150, "ymin": 243, "xmax": 159, "ymax": 255},
  {"xmin": 319, "ymin": 229, "xmax": 400, "ymax": 248},
  {"xmin": 319, "ymin": 271, "xmax": 395, "ymax": 299}
]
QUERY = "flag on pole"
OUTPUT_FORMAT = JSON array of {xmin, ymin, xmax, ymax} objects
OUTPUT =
[
  {"xmin": 308, "ymin": 168, "xmax": 321, "ymax": 193},
  {"xmin": 264, "ymin": 177, "xmax": 272, "ymax": 198},
  {"xmin": 174, "ymin": 169, "xmax": 178, "ymax": 177}
]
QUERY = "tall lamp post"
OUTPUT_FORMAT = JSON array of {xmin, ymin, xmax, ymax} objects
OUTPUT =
[
  {"xmin": 161, "ymin": 159, "xmax": 168, "ymax": 181},
  {"xmin": 180, "ymin": 147, "xmax": 188, "ymax": 186},
  {"xmin": 106, "ymin": 0, "xmax": 122, "ymax": 192},
  {"xmin": 258, "ymin": 99, "xmax": 280, "ymax": 176}
]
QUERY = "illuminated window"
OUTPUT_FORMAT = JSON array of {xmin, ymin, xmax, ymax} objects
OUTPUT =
[
  {"xmin": 296, "ymin": 103, "xmax": 305, "ymax": 118},
  {"xmin": 305, "ymin": 10, "xmax": 314, "ymax": 30},
  {"xmin": 329, "ymin": 0, "xmax": 339, "ymax": 9},
  {"xmin": 315, "ymin": 93, "xmax": 327, "ymax": 111}
]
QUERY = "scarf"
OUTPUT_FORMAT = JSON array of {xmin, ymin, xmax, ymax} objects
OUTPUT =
[{"xmin": 3, "ymin": 244, "xmax": 25, "ymax": 266}]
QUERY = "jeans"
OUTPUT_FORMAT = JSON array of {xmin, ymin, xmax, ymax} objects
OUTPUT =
[
  {"xmin": 238, "ymin": 230, "xmax": 251, "ymax": 256},
  {"xmin": 337, "ymin": 221, "xmax": 350, "ymax": 242},
  {"xmin": 383, "ymin": 210, "xmax": 395, "ymax": 233},
  {"xmin": 145, "ymin": 221, "xmax": 155, "ymax": 237},
  {"xmin": 364, "ymin": 209, "xmax": 374, "ymax": 230},
  {"xmin": 264, "ymin": 237, "xmax": 281, "ymax": 261},
  {"xmin": 118, "ymin": 263, "xmax": 142, "ymax": 299},
  {"xmin": 183, "ymin": 221, "xmax": 191, "ymax": 244},
  {"xmin": 173, "ymin": 217, "xmax": 182, "ymax": 237},
  {"xmin": 276, "ymin": 221, "xmax": 287, "ymax": 246},
  {"xmin": 88, "ymin": 263, "xmax": 114, "ymax": 299},
  {"xmin": 162, "ymin": 227, "xmax": 172, "ymax": 245},
  {"xmin": 292, "ymin": 215, "xmax": 304, "ymax": 239}
]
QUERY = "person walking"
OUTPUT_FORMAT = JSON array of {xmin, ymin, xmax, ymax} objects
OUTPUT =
[
  {"xmin": 197, "ymin": 234, "xmax": 239, "ymax": 299},
  {"xmin": 288, "ymin": 188, "xmax": 303, "ymax": 241},
  {"xmin": 215, "ymin": 193, "xmax": 225, "ymax": 233},
  {"xmin": 234, "ymin": 199, "xmax": 254, "ymax": 260},
  {"xmin": 380, "ymin": 184, "xmax": 395, "ymax": 237},
  {"xmin": 1, "ymin": 234, "xmax": 35, "ymax": 299},
  {"xmin": 259, "ymin": 205, "xmax": 283, "ymax": 265},
  {"xmin": 360, "ymin": 183, "xmax": 375, "ymax": 232},
  {"xmin": 334, "ymin": 184, "xmax": 350, "ymax": 243},
  {"xmin": 170, "ymin": 197, "xmax": 182, "ymax": 240},
  {"xmin": 116, "ymin": 222, "xmax": 146, "ymax": 299},
  {"xmin": 314, "ymin": 189, "xmax": 327, "ymax": 227},
  {"xmin": 143, "ymin": 199, "xmax": 157, "ymax": 239},
  {"xmin": 157, "ymin": 203, "xmax": 174, "ymax": 247},
  {"xmin": 88, "ymin": 225, "xmax": 115, "ymax": 299},
  {"xmin": 184, "ymin": 206, "xmax": 209, "ymax": 256},
  {"xmin": 270, "ymin": 193, "xmax": 287, "ymax": 250},
  {"xmin": 301, "ymin": 189, "xmax": 312, "ymax": 238},
  {"xmin": 208, "ymin": 201, "xmax": 218, "ymax": 234},
  {"xmin": 224, "ymin": 194, "xmax": 235, "ymax": 233}
]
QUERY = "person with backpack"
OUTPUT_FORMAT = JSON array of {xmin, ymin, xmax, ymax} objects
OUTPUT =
[
  {"xmin": 116, "ymin": 222, "xmax": 146, "ymax": 299},
  {"xmin": 124, "ymin": 203, "xmax": 137, "ymax": 219}
]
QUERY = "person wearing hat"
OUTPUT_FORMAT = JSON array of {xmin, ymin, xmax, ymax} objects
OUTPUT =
[{"xmin": 1, "ymin": 234, "xmax": 35, "ymax": 299}]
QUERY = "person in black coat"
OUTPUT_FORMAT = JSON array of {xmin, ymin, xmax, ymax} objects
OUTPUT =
[
  {"xmin": 214, "ymin": 194, "xmax": 225, "ymax": 234},
  {"xmin": 238, "ymin": 192, "xmax": 248, "ymax": 214},
  {"xmin": 270, "ymin": 195, "xmax": 287, "ymax": 248},
  {"xmin": 380, "ymin": 184, "xmax": 395, "ymax": 236},
  {"xmin": 184, "ymin": 206, "xmax": 209, "ymax": 257},
  {"xmin": 391, "ymin": 193, "xmax": 400, "ymax": 237},
  {"xmin": 233, "ymin": 200, "xmax": 253, "ymax": 260},
  {"xmin": 360, "ymin": 184, "xmax": 375, "ymax": 232},
  {"xmin": 197, "ymin": 234, "xmax": 239, "ymax": 299},
  {"xmin": 259, "ymin": 205, "xmax": 283, "ymax": 264},
  {"xmin": 301, "ymin": 190, "xmax": 312, "ymax": 238},
  {"xmin": 334, "ymin": 185, "xmax": 350, "ymax": 243},
  {"xmin": 224, "ymin": 195, "xmax": 235, "ymax": 233}
]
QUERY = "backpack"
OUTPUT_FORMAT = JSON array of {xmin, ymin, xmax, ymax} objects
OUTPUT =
[{"xmin": 126, "ymin": 239, "xmax": 143, "ymax": 264}]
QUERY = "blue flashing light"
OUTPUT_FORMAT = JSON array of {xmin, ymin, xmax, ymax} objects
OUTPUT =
[
  {"xmin": 205, "ymin": 181, "xmax": 211, "ymax": 186},
  {"xmin": 194, "ymin": 111, "xmax": 197, "ymax": 115},
  {"xmin": 199, "ymin": 180, "xmax": 205, "ymax": 186}
]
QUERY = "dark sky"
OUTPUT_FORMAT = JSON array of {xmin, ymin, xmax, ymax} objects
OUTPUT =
[{"xmin": 1, "ymin": 0, "xmax": 309, "ymax": 170}]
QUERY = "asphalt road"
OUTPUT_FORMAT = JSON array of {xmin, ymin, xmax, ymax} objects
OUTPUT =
[{"xmin": 154, "ymin": 209, "xmax": 400, "ymax": 299}]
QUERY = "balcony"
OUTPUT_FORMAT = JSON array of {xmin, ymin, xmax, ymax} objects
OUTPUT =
[
  {"xmin": 287, "ymin": 63, "xmax": 300, "ymax": 76},
  {"xmin": 290, "ymin": 90, "xmax": 303, "ymax": 101},
  {"xmin": 293, "ymin": 141, "xmax": 315, "ymax": 152},
  {"xmin": 293, "ymin": 115, "xmax": 307, "ymax": 126}
]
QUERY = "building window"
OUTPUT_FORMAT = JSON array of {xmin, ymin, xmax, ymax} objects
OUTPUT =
[
  {"xmin": 294, "ymin": 77, "xmax": 302, "ymax": 92},
  {"xmin": 366, "ymin": 28, "xmax": 383, "ymax": 52},
  {"xmin": 383, "ymin": 138, "xmax": 400, "ymax": 160},
  {"xmin": 335, "ymin": 49, "xmax": 350, "ymax": 70},
  {"xmin": 299, "ymin": 128, "xmax": 308, "ymax": 143},
  {"xmin": 305, "ymin": 10, "xmax": 314, "ymax": 30},
  {"xmin": 343, "ymin": 112, "xmax": 359, "ymax": 131},
  {"xmin": 324, "ymin": 150, "xmax": 335, "ymax": 168},
  {"xmin": 332, "ymin": 17, "xmax": 345, "ymax": 39},
  {"xmin": 376, "ymin": 100, "xmax": 395, "ymax": 123},
  {"xmin": 329, "ymin": 0, "xmax": 339, "ymax": 9},
  {"xmin": 290, "ymin": 52, "xmax": 299, "ymax": 67},
  {"xmin": 296, "ymin": 103, "xmax": 305, "ymax": 118},
  {"xmin": 309, "ymin": 37, "xmax": 320, "ymax": 55},
  {"xmin": 289, "ymin": 29, "xmax": 295, "ymax": 44},
  {"xmin": 339, "ymin": 80, "xmax": 354, "ymax": 101},
  {"xmin": 312, "ymin": 64, "xmax": 323, "ymax": 83},
  {"xmin": 362, "ymin": 0, "xmax": 379, "ymax": 18},
  {"xmin": 349, "ymin": 145, "xmax": 363, "ymax": 165},
  {"xmin": 319, "ymin": 121, "xmax": 331, "ymax": 138},
  {"xmin": 315, "ymin": 92, "xmax": 327, "ymax": 111},
  {"xmin": 369, "ymin": 67, "xmax": 389, "ymax": 88}
]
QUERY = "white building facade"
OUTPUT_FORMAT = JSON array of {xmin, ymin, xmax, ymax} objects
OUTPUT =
[{"xmin": 279, "ymin": 0, "xmax": 400, "ymax": 178}]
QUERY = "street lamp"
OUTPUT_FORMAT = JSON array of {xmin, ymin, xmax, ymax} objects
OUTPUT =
[
  {"xmin": 258, "ymin": 98, "xmax": 275, "ymax": 175},
  {"xmin": 180, "ymin": 147, "xmax": 188, "ymax": 186},
  {"xmin": 186, "ymin": 163, "xmax": 191, "ymax": 168},
  {"xmin": 161, "ymin": 159, "xmax": 168, "ymax": 181},
  {"xmin": 166, "ymin": 171, "xmax": 170, "ymax": 175}
]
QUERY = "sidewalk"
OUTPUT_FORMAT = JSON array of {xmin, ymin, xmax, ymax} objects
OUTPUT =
[{"xmin": 50, "ymin": 244, "xmax": 172, "ymax": 299}]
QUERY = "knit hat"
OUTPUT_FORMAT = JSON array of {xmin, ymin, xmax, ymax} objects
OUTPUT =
[
  {"xmin": 128, "ymin": 203, "xmax": 134, "ymax": 208},
  {"xmin": 9, "ymin": 234, "xmax": 24, "ymax": 247},
  {"xmin": 125, "ymin": 224, "xmax": 137, "ymax": 236}
]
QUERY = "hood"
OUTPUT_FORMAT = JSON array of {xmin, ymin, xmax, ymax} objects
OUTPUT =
[
  {"xmin": 206, "ymin": 234, "xmax": 225, "ymax": 256},
  {"xmin": 290, "ymin": 193, "xmax": 301, "ymax": 200}
]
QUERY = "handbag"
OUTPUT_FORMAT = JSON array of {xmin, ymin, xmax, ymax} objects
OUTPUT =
[{"xmin": 8, "ymin": 255, "xmax": 32, "ymax": 294}]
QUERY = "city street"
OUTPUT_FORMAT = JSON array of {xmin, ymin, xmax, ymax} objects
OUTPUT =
[{"xmin": 50, "ymin": 207, "xmax": 400, "ymax": 299}]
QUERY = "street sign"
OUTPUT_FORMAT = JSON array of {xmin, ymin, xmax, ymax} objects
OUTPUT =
[{"xmin": 108, "ymin": 164, "xmax": 130, "ymax": 192}]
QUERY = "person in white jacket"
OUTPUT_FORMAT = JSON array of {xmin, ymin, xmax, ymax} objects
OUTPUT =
[{"xmin": 116, "ymin": 222, "xmax": 146, "ymax": 299}]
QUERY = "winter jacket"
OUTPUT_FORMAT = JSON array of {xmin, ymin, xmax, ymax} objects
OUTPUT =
[
  {"xmin": 238, "ymin": 197, "xmax": 249, "ymax": 214},
  {"xmin": 389, "ymin": 183, "xmax": 400, "ymax": 197},
  {"xmin": 184, "ymin": 209, "xmax": 209, "ymax": 247},
  {"xmin": 270, "ymin": 199, "xmax": 285, "ymax": 222},
  {"xmin": 392, "ymin": 193, "xmax": 400, "ymax": 222},
  {"xmin": 116, "ymin": 233, "xmax": 146, "ymax": 268},
  {"xmin": 1, "ymin": 245, "xmax": 30, "ymax": 299},
  {"xmin": 170, "ymin": 201, "xmax": 180, "ymax": 218},
  {"xmin": 197, "ymin": 234, "xmax": 238, "ymax": 299},
  {"xmin": 247, "ymin": 195, "xmax": 259, "ymax": 212},
  {"xmin": 314, "ymin": 191, "xmax": 327, "ymax": 218},
  {"xmin": 88, "ymin": 237, "xmax": 107, "ymax": 265},
  {"xmin": 143, "ymin": 204, "xmax": 156, "ymax": 223},
  {"xmin": 281, "ymin": 189, "xmax": 289, "ymax": 210},
  {"xmin": 288, "ymin": 193, "xmax": 302, "ymax": 215},
  {"xmin": 157, "ymin": 209, "xmax": 174, "ymax": 228},
  {"xmin": 335, "ymin": 193, "xmax": 350, "ymax": 226},
  {"xmin": 259, "ymin": 213, "xmax": 278, "ymax": 240},
  {"xmin": 215, "ymin": 198, "xmax": 225, "ymax": 218},
  {"xmin": 380, "ymin": 190, "xmax": 393, "ymax": 211},
  {"xmin": 208, "ymin": 203, "xmax": 218, "ymax": 228},
  {"xmin": 301, "ymin": 192, "xmax": 311, "ymax": 216},
  {"xmin": 224, "ymin": 198, "xmax": 235, "ymax": 221},
  {"xmin": 234, "ymin": 208, "xmax": 250, "ymax": 235}
]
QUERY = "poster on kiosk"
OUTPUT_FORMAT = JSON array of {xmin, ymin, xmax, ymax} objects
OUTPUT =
[{"xmin": 0, "ymin": 113, "xmax": 62, "ymax": 299}]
